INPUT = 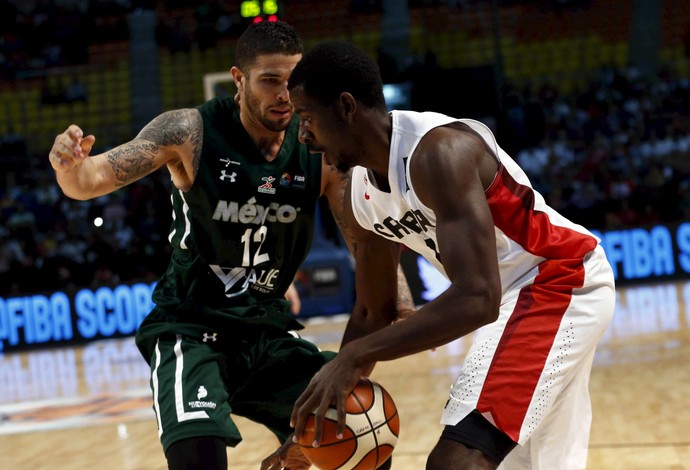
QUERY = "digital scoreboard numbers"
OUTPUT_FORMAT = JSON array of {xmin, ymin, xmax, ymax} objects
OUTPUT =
[{"xmin": 240, "ymin": 0, "xmax": 279, "ymax": 23}]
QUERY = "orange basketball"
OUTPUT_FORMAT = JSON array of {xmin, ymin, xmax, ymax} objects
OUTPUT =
[{"xmin": 295, "ymin": 378, "xmax": 400, "ymax": 470}]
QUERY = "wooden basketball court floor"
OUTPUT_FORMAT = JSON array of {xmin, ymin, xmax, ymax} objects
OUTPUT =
[{"xmin": 1, "ymin": 279, "xmax": 689, "ymax": 470}]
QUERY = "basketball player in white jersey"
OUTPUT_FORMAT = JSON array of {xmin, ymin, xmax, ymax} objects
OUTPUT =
[{"xmin": 269, "ymin": 41, "xmax": 616, "ymax": 470}]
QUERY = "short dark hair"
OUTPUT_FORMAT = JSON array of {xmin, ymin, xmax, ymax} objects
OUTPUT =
[
  {"xmin": 288, "ymin": 41, "xmax": 386, "ymax": 110},
  {"xmin": 235, "ymin": 21, "xmax": 303, "ymax": 71}
]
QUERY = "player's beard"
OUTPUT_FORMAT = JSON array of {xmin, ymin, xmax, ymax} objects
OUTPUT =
[
  {"xmin": 335, "ymin": 160, "xmax": 350, "ymax": 174},
  {"xmin": 331, "ymin": 150, "xmax": 357, "ymax": 174},
  {"xmin": 243, "ymin": 82, "xmax": 291, "ymax": 132},
  {"xmin": 317, "ymin": 148, "xmax": 355, "ymax": 174}
]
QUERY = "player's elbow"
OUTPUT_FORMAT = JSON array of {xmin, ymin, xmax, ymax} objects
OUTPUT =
[
  {"xmin": 59, "ymin": 186, "xmax": 91, "ymax": 201},
  {"xmin": 449, "ymin": 279, "xmax": 501, "ymax": 328},
  {"xmin": 480, "ymin": 280, "xmax": 502, "ymax": 325},
  {"xmin": 482, "ymin": 293, "xmax": 501, "ymax": 325}
]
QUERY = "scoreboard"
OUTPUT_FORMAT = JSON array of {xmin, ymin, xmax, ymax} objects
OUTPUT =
[{"xmin": 241, "ymin": 0, "xmax": 280, "ymax": 23}]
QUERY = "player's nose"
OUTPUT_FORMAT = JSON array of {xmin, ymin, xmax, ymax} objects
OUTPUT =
[{"xmin": 277, "ymin": 87, "xmax": 289, "ymax": 102}]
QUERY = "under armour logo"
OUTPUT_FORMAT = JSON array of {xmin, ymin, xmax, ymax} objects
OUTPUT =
[
  {"xmin": 202, "ymin": 332, "xmax": 218, "ymax": 342},
  {"xmin": 220, "ymin": 170, "xmax": 237, "ymax": 182}
]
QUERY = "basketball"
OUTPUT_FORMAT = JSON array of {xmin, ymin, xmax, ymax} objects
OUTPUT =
[{"xmin": 295, "ymin": 378, "xmax": 400, "ymax": 470}]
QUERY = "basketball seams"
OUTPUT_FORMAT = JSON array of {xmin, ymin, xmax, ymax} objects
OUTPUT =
[
  {"xmin": 353, "ymin": 380, "xmax": 381, "ymax": 465},
  {"xmin": 297, "ymin": 379, "xmax": 399, "ymax": 470}
]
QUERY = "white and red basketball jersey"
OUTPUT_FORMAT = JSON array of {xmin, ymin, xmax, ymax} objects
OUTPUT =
[
  {"xmin": 350, "ymin": 110, "xmax": 599, "ymax": 297},
  {"xmin": 350, "ymin": 111, "xmax": 615, "ymax": 468}
]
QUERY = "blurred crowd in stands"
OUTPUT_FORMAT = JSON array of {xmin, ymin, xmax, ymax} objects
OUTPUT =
[
  {"xmin": 501, "ymin": 65, "xmax": 690, "ymax": 232},
  {"xmin": 1, "ymin": 0, "xmax": 690, "ymax": 297},
  {"xmin": 0, "ymin": 0, "xmax": 243, "ymax": 80}
]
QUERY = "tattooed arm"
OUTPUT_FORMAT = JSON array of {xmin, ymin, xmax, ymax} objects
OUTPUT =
[{"xmin": 49, "ymin": 109, "xmax": 203, "ymax": 200}]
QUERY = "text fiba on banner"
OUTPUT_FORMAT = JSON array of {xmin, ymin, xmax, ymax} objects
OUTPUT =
[{"xmin": 0, "ymin": 283, "xmax": 156, "ymax": 351}]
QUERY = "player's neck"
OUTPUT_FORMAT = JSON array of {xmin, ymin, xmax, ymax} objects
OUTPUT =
[
  {"xmin": 254, "ymin": 135, "xmax": 284, "ymax": 162},
  {"xmin": 240, "ymin": 113, "xmax": 285, "ymax": 162}
]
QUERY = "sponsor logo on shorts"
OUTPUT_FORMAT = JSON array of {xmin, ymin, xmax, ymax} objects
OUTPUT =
[
  {"xmin": 189, "ymin": 386, "xmax": 217, "ymax": 409},
  {"xmin": 202, "ymin": 332, "xmax": 218, "ymax": 342}
]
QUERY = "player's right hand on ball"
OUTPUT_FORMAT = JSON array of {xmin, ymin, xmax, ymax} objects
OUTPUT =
[{"xmin": 49, "ymin": 125, "xmax": 96, "ymax": 173}]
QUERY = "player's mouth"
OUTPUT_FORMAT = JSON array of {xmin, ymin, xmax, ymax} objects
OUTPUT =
[{"xmin": 270, "ymin": 107, "xmax": 292, "ymax": 118}]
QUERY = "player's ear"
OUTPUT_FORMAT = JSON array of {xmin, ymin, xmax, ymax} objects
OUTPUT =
[
  {"xmin": 338, "ymin": 92, "xmax": 357, "ymax": 122},
  {"xmin": 230, "ymin": 66, "xmax": 244, "ymax": 91}
]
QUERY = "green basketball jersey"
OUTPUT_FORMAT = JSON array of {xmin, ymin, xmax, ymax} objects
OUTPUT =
[{"xmin": 144, "ymin": 96, "xmax": 322, "ymax": 332}]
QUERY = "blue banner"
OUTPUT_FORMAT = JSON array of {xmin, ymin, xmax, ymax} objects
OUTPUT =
[{"xmin": 0, "ymin": 283, "xmax": 156, "ymax": 352}]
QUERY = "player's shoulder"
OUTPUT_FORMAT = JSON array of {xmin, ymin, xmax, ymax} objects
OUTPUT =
[{"xmin": 419, "ymin": 120, "xmax": 487, "ymax": 154}]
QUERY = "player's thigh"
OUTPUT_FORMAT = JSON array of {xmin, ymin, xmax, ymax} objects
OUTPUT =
[
  {"xmin": 443, "ymin": 276, "xmax": 612, "ymax": 444},
  {"xmin": 499, "ymin": 346, "xmax": 596, "ymax": 470},
  {"xmin": 151, "ymin": 334, "xmax": 240, "ymax": 452},
  {"xmin": 429, "ymin": 410, "xmax": 516, "ymax": 469},
  {"xmin": 232, "ymin": 331, "xmax": 336, "ymax": 440}
]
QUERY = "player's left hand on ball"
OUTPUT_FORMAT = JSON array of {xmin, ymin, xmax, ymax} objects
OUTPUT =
[
  {"xmin": 291, "ymin": 347, "xmax": 364, "ymax": 447},
  {"xmin": 260, "ymin": 435, "xmax": 311, "ymax": 470}
]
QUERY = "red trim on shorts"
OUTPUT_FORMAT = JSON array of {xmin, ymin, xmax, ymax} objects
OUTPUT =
[
  {"xmin": 477, "ymin": 168, "xmax": 593, "ymax": 442},
  {"xmin": 477, "ymin": 258, "xmax": 586, "ymax": 441}
]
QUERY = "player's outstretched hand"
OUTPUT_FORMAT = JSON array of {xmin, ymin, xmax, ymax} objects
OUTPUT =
[
  {"xmin": 49, "ymin": 125, "xmax": 96, "ymax": 174},
  {"xmin": 260, "ymin": 434, "xmax": 311, "ymax": 470}
]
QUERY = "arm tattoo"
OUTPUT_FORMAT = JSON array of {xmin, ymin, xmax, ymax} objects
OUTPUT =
[
  {"xmin": 106, "ymin": 142, "xmax": 158, "ymax": 186},
  {"xmin": 106, "ymin": 109, "xmax": 202, "ymax": 186},
  {"xmin": 137, "ymin": 108, "xmax": 204, "ymax": 178},
  {"xmin": 138, "ymin": 109, "xmax": 199, "ymax": 146}
]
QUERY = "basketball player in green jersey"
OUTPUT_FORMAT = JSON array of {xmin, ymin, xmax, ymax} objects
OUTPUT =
[{"xmin": 48, "ymin": 21, "xmax": 411, "ymax": 469}]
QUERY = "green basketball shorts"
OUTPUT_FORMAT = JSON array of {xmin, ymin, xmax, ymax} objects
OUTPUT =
[{"xmin": 147, "ymin": 326, "xmax": 336, "ymax": 452}]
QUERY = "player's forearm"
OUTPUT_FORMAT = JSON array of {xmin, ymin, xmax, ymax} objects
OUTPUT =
[
  {"xmin": 345, "ymin": 285, "xmax": 497, "ymax": 365},
  {"xmin": 341, "ymin": 304, "xmax": 392, "ymax": 346},
  {"xmin": 341, "ymin": 302, "xmax": 393, "ymax": 377}
]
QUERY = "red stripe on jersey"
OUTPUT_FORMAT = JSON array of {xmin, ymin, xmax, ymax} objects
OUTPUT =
[
  {"xmin": 485, "ymin": 167, "xmax": 597, "ymax": 259},
  {"xmin": 477, "ymin": 167, "xmax": 593, "ymax": 442}
]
